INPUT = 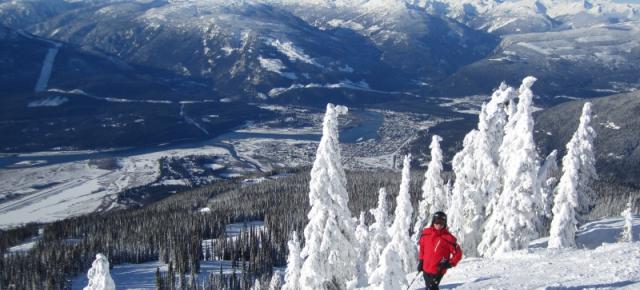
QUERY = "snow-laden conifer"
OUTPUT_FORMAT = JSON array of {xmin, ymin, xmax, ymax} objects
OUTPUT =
[
  {"xmin": 282, "ymin": 231, "xmax": 302, "ymax": 290},
  {"xmin": 366, "ymin": 188, "xmax": 391, "ymax": 277},
  {"xmin": 388, "ymin": 155, "xmax": 416, "ymax": 273},
  {"xmin": 538, "ymin": 150, "xmax": 559, "ymax": 233},
  {"xmin": 548, "ymin": 102, "xmax": 597, "ymax": 249},
  {"xmin": 449, "ymin": 83, "xmax": 514, "ymax": 257},
  {"xmin": 569, "ymin": 103, "xmax": 598, "ymax": 219},
  {"xmin": 352, "ymin": 212, "xmax": 370, "ymax": 287},
  {"xmin": 413, "ymin": 135, "xmax": 447, "ymax": 241},
  {"xmin": 268, "ymin": 273, "xmax": 283, "ymax": 290},
  {"xmin": 251, "ymin": 279, "xmax": 262, "ymax": 290},
  {"xmin": 547, "ymin": 163, "xmax": 579, "ymax": 249},
  {"xmin": 299, "ymin": 103, "xmax": 357, "ymax": 289},
  {"xmin": 478, "ymin": 76, "xmax": 541, "ymax": 257},
  {"xmin": 83, "ymin": 254, "xmax": 115, "ymax": 290},
  {"xmin": 620, "ymin": 198, "xmax": 635, "ymax": 243},
  {"xmin": 367, "ymin": 246, "xmax": 407, "ymax": 290}
]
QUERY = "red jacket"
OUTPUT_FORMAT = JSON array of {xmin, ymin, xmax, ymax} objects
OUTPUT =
[{"xmin": 418, "ymin": 226, "xmax": 462, "ymax": 275}]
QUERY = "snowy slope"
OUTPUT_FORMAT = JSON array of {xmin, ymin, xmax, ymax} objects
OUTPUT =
[
  {"xmin": 416, "ymin": 0, "xmax": 640, "ymax": 34},
  {"xmin": 408, "ymin": 216, "xmax": 640, "ymax": 290},
  {"xmin": 438, "ymin": 20, "xmax": 640, "ymax": 97}
]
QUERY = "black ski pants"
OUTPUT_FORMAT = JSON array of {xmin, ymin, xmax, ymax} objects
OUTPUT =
[{"xmin": 423, "ymin": 272, "xmax": 443, "ymax": 290}]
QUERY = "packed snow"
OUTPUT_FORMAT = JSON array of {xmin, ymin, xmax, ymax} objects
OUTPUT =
[
  {"xmin": 265, "ymin": 39, "xmax": 322, "ymax": 67},
  {"xmin": 34, "ymin": 41, "xmax": 62, "ymax": 93},
  {"xmin": 407, "ymin": 216, "xmax": 640, "ymax": 290},
  {"xmin": 7, "ymin": 231, "xmax": 42, "ymax": 254},
  {"xmin": 267, "ymin": 80, "xmax": 381, "ymax": 97},
  {"xmin": 28, "ymin": 96, "xmax": 69, "ymax": 107},
  {"xmin": 601, "ymin": 121, "xmax": 621, "ymax": 130},
  {"xmin": 258, "ymin": 56, "xmax": 287, "ymax": 74}
]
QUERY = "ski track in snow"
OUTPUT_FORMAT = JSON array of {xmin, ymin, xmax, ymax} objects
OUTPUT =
[
  {"xmin": 180, "ymin": 103, "xmax": 210, "ymax": 135},
  {"xmin": 34, "ymin": 42, "xmax": 61, "ymax": 93}
]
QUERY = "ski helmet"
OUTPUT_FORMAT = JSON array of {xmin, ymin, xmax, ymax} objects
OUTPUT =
[{"xmin": 431, "ymin": 211, "xmax": 447, "ymax": 227}]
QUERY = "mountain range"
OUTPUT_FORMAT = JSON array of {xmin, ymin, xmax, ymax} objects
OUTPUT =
[{"xmin": 1, "ymin": 0, "xmax": 639, "ymax": 152}]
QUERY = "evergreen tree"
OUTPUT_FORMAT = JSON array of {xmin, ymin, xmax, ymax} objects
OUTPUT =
[
  {"xmin": 282, "ymin": 231, "xmax": 302, "ymax": 290},
  {"xmin": 168, "ymin": 262, "xmax": 175, "ymax": 290},
  {"xmin": 365, "ymin": 188, "xmax": 391, "ymax": 277},
  {"xmin": 367, "ymin": 246, "xmax": 406, "ymax": 290},
  {"xmin": 548, "ymin": 102, "xmax": 596, "ymax": 249},
  {"xmin": 352, "ymin": 212, "xmax": 370, "ymax": 287},
  {"xmin": 571, "ymin": 103, "xmax": 598, "ymax": 219},
  {"xmin": 479, "ymin": 76, "xmax": 541, "ymax": 257},
  {"xmin": 299, "ymin": 103, "xmax": 357, "ymax": 289},
  {"xmin": 251, "ymin": 278, "xmax": 261, "ymax": 290},
  {"xmin": 83, "ymin": 253, "xmax": 115, "ymax": 290},
  {"xmin": 156, "ymin": 267, "xmax": 164, "ymax": 290},
  {"xmin": 547, "ymin": 163, "xmax": 579, "ymax": 249},
  {"xmin": 449, "ymin": 83, "xmax": 514, "ymax": 257},
  {"xmin": 413, "ymin": 135, "xmax": 447, "ymax": 241},
  {"xmin": 268, "ymin": 273, "xmax": 283, "ymax": 290},
  {"xmin": 620, "ymin": 197, "xmax": 635, "ymax": 243},
  {"xmin": 538, "ymin": 150, "xmax": 559, "ymax": 233},
  {"xmin": 388, "ymin": 155, "xmax": 417, "ymax": 273}
]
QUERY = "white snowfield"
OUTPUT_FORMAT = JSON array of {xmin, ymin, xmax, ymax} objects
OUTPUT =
[
  {"xmin": 0, "ymin": 146, "xmax": 233, "ymax": 229},
  {"xmin": 34, "ymin": 43, "xmax": 61, "ymax": 92},
  {"xmin": 409, "ymin": 216, "xmax": 640, "ymax": 290}
]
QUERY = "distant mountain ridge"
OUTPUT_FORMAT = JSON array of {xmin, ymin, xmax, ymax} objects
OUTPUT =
[
  {"xmin": 1, "ymin": 0, "xmax": 640, "ymax": 152},
  {"xmin": 535, "ymin": 90, "xmax": 640, "ymax": 187}
]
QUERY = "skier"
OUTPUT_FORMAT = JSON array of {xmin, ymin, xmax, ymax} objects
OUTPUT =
[{"xmin": 417, "ymin": 211, "xmax": 462, "ymax": 290}]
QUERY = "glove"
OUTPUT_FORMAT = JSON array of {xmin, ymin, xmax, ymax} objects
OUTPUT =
[
  {"xmin": 439, "ymin": 260, "xmax": 452, "ymax": 269},
  {"xmin": 417, "ymin": 260, "xmax": 423, "ymax": 272}
]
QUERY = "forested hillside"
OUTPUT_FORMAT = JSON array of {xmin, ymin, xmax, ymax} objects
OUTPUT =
[
  {"xmin": 0, "ymin": 168, "xmax": 425, "ymax": 289},
  {"xmin": 1, "ymin": 164, "xmax": 637, "ymax": 289}
]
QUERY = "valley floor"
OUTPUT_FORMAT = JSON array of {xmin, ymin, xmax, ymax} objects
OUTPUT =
[{"xmin": 0, "ymin": 107, "xmax": 446, "ymax": 229}]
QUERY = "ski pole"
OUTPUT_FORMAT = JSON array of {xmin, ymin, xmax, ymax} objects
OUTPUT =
[{"xmin": 406, "ymin": 271, "xmax": 421, "ymax": 290}]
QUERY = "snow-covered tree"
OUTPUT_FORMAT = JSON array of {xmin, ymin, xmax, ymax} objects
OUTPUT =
[
  {"xmin": 538, "ymin": 150, "xmax": 559, "ymax": 233},
  {"xmin": 388, "ymin": 155, "xmax": 416, "ymax": 273},
  {"xmin": 569, "ymin": 103, "xmax": 598, "ymax": 219},
  {"xmin": 282, "ymin": 232, "xmax": 302, "ymax": 290},
  {"xmin": 547, "ymin": 163, "xmax": 579, "ymax": 249},
  {"xmin": 251, "ymin": 279, "xmax": 262, "ymax": 290},
  {"xmin": 269, "ymin": 273, "xmax": 283, "ymax": 290},
  {"xmin": 548, "ymin": 102, "xmax": 597, "ymax": 249},
  {"xmin": 83, "ymin": 254, "xmax": 115, "ymax": 290},
  {"xmin": 352, "ymin": 212, "xmax": 370, "ymax": 287},
  {"xmin": 413, "ymin": 135, "xmax": 447, "ymax": 241},
  {"xmin": 367, "ymin": 246, "xmax": 406, "ymax": 290},
  {"xmin": 365, "ymin": 188, "xmax": 391, "ymax": 277},
  {"xmin": 479, "ymin": 76, "xmax": 542, "ymax": 257},
  {"xmin": 449, "ymin": 82, "xmax": 514, "ymax": 257},
  {"xmin": 620, "ymin": 198, "xmax": 635, "ymax": 243},
  {"xmin": 299, "ymin": 103, "xmax": 357, "ymax": 289}
]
